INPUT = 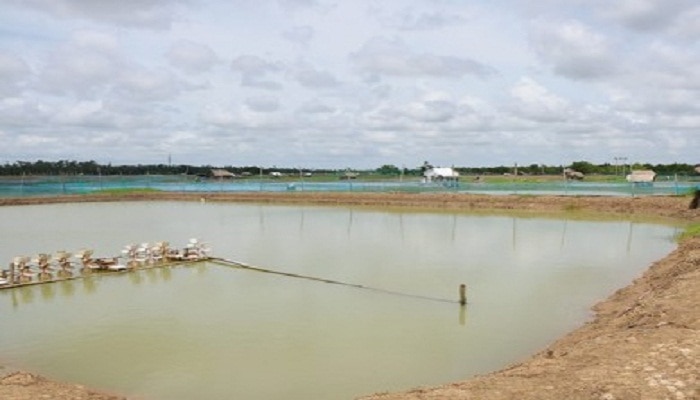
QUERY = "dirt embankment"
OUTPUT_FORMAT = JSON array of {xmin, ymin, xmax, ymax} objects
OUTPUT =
[
  {"xmin": 1, "ymin": 191, "xmax": 697, "ymax": 221},
  {"xmin": 1, "ymin": 192, "xmax": 699, "ymax": 400}
]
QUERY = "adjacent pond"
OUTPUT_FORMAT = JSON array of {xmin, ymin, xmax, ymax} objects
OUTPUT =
[{"xmin": 0, "ymin": 202, "xmax": 678, "ymax": 399}]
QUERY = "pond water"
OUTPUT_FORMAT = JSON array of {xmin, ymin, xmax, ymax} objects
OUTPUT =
[{"xmin": 0, "ymin": 202, "xmax": 678, "ymax": 399}]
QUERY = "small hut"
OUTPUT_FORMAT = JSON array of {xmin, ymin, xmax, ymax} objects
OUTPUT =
[
  {"xmin": 626, "ymin": 170, "xmax": 656, "ymax": 184},
  {"xmin": 563, "ymin": 168, "xmax": 584, "ymax": 180},
  {"xmin": 211, "ymin": 169, "xmax": 236, "ymax": 179},
  {"xmin": 339, "ymin": 171, "xmax": 358, "ymax": 180}
]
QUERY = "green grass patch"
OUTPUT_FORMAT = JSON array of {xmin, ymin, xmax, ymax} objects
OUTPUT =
[
  {"xmin": 676, "ymin": 223, "xmax": 700, "ymax": 241},
  {"xmin": 682, "ymin": 188, "xmax": 700, "ymax": 197}
]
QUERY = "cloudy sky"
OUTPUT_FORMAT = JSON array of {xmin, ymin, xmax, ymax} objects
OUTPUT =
[{"xmin": 1, "ymin": 0, "xmax": 698, "ymax": 169}]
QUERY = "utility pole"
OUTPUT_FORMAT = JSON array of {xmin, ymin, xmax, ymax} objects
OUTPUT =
[{"xmin": 614, "ymin": 157, "xmax": 628, "ymax": 177}]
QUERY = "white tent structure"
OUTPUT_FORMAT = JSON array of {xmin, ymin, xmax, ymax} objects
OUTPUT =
[{"xmin": 423, "ymin": 167, "xmax": 460, "ymax": 183}]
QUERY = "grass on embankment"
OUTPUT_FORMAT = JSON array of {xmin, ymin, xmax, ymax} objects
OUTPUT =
[{"xmin": 677, "ymin": 223, "xmax": 700, "ymax": 241}]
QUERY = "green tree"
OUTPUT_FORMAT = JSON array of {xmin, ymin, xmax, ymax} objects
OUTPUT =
[
  {"xmin": 569, "ymin": 161, "xmax": 596, "ymax": 175},
  {"xmin": 376, "ymin": 164, "xmax": 401, "ymax": 175}
]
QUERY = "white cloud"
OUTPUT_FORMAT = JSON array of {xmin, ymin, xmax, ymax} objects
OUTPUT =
[
  {"xmin": 295, "ymin": 67, "xmax": 340, "ymax": 88},
  {"xmin": 0, "ymin": 53, "xmax": 31, "ymax": 95},
  {"xmin": 116, "ymin": 67, "xmax": 187, "ymax": 101},
  {"xmin": 405, "ymin": 99, "xmax": 456, "ymax": 123},
  {"xmin": 282, "ymin": 26, "xmax": 315, "ymax": 46},
  {"xmin": 600, "ymin": 0, "xmax": 696, "ymax": 32},
  {"xmin": 71, "ymin": 29, "xmax": 119, "ymax": 52},
  {"xmin": 167, "ymin": 40, "xmax": 218, "ymax": 74},
  {"xmin": 381, "ymin": 8, "xmax": 467, "ymax": 31},
  {"xmin": 277, "ymin": 0, "xmax": 320, "ymax": 11},
  {"xmin": 350, "ymin": 37, "xmax": 497, "ymax": 79},
  {"xmin": 200, "ymin": 104, "xmax": 238, "ymax": 128},
  {"xmin": 669, "ymin": 6, "xmax": 700, "ymax": 39},
  {"xmin": 8, "ymin": 0, "xmax": 188, "ymax": 29},
  {"xmin": 0, "ymin": 97, "xmax": 51, "ymax": 127},
  {"xmin": 297, "ymin": 100, "xmax": 336, "ymax": 114},
  {"xmin": 230, "ymin": 55, "xmax": 284, "ymax": 90},
  {"xmin": 36, "ymin": 30, "xmax": 124, "ymax": 96},
  {"xmin": 604, "ymin": 39, "xmax": 700, "ymax": 128},
  {"xmin": 509, "ymin": 77, "xmax": 571, "ymax": 122},
  {"xmin": 245, "ymin": 95, "xmax": 280, "ymax": 113},
  {"xmin": 530, "ymin": 19, "xmax": 618, "ymax": 80},
  {"xmin": 0, "ymin": 0, "xmax": 698, "ymax": 167},
  {"xmin": 52, "ymin": 100, "xmax": 106, "ymax": 125}
]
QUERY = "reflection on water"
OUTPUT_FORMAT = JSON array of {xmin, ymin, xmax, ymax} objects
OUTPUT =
[
  {"xmin": 6, "ymin": 267, "xmax": 184, "ymax": 309},
  {"xmin": 459, "ymin": 304, "xmax": 467, "ymax": 326},
  {"xmin": 59, "ymin": 280, "xmax": 75, "ymax": 298},
  {"xmin": 0, "ymin": 202, "xmax": 678, "ymax": 400},
  {"xmin": 39, "ymin": 284, "xmax": 54, "ymax": 302},
  {"xmin": 82, "ymin": 276, "xmax": 97, "ymax": 295}
]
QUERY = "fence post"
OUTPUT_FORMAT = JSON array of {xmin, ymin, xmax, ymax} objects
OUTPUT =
[{"xmin": 674, "ymin": 174, "xmax": 678, "ymax": 196}]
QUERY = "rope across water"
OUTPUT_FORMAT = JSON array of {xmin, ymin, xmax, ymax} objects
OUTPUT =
[{"xmin": 209, "ymin": 257, "xmax": 458, "ymax": 304}]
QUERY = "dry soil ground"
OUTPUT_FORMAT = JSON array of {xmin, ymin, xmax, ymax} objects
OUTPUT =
[{"xmin": 1, "ymin": 192, "xmax": 699, "ymax": 400}]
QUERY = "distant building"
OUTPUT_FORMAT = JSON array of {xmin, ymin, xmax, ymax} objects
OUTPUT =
[
  {"xmin": 339, "ymin": 171, "xmax": 358, "ymax": 180},
  {"xmin": 563, "ymin": 168, "xmax": 584, "ymax": 180},
  {"xmin": 626, "ymin": 170, "xmax": 656, "ymax": 183},
  {"xmin": 211, "ymin": 169, "xmax": 236, "ymax": 179},
  {"xmin": 423, "ymin": 167, "xmax": 459, "ymax": 183}
]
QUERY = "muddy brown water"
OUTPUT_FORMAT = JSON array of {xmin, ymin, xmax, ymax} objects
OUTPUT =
[{"xmin": 0, "ymin": 202, "xmax": 678, "ymax": 399}]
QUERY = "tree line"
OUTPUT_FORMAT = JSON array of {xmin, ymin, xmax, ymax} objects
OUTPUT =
[
  {"xmin": 458, "ymin": 161, "xmax": 698, "ymax": 177},
  {"xmin": 0, "ymin": 160, "xmax": 340, "ymax": 176},
  {"xmin": 0, "ymin": 159, "xmax": 697, "ymax": 177}
]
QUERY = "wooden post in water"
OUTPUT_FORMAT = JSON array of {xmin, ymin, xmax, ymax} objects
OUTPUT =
[{"xmin": 459, "ymin": 284, "xmax": 467, "ymax": 306}]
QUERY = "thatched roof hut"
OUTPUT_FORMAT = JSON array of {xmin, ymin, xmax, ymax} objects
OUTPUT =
[
  {"xmin": 563, "ymin": 168, "xmax": 584, "ymax": 180},
  {"xmin": 626, "ymin": 170, "xmax": 656, "ymax": 183},
  {"xmin": 211, "ymin": 169, "xmax": 236, "ymax": 179}
]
